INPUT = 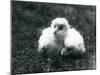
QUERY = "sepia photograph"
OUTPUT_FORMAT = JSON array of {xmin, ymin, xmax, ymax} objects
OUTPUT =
[{"xmin": 11, "ymin": 0, "xmax": 96, "ymax": 75}]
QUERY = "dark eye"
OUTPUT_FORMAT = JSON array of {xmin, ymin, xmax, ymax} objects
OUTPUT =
[
  {"xmin": 54, "ymin": 25, "xmax": 56, "ymax": 28},
  {"xmin": 58, "ymin": 25, "xmax": 64, "ymax": 30}
]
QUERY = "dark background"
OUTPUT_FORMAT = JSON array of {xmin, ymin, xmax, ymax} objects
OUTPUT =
[{"xmin": 12, "ymin": 1, "xmax": 96, "ymax": 75}]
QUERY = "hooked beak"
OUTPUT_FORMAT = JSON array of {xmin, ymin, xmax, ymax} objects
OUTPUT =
[
  {"xmin": 54, "ymin": 29, "xmax": 59, "ymax": 35},
  {"xmin": 53, "ymin": 26, "xmax": 58, "ymax": 35},
  {"xmin": 54, "ymin": 31, "xmax": 57, "ymax": 35}
]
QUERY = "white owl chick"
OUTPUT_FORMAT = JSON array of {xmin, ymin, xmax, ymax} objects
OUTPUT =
[{"xmin": 50, "ymin": 17, "xmax": 86, "ymax": 55}]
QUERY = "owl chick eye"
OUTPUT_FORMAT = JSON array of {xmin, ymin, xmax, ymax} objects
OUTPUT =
[
  {"xmin": 54, "ymin": 25, "xmax": 56, "ymax": 28},
  {"xmin": 58, "ymin": 25, "xmax": 64, "ymax": 30}
]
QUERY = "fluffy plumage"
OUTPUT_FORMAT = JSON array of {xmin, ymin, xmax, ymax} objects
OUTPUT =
[
  {"xmin": 38, "ymin": 17, "xmax": 86, "ymax": 56},
  {"xmin": 38, "ymin": 27, "xmax": 63, "ymax": 58}
]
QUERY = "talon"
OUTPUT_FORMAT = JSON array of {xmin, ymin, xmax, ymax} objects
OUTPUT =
[{"xmin": 61, "ymin": 48, "xmax": 67, "ymax": 55}]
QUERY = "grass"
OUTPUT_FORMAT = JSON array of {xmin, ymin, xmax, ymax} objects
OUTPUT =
[{"xmin": 12, "ymin": 1, "xmax": 96, "ymax": 75}]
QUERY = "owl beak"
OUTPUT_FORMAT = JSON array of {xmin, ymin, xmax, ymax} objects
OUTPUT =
[
  {"xmin": 54, "ymin": 31, "xmax": 57, "ymax": 35},
  {"xmin": 53, "ymin": 26, "xmax": 58, "ymax": 35}
]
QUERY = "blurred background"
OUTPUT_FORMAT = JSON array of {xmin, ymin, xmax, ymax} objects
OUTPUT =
[{"xmin": 12, "ymin": 1, "xmax": 96, "ymax": 75}]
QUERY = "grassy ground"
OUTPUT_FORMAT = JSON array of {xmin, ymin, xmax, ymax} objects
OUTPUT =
[{"xmin": 12, "ymin": 1, "xmax": 96, "ymax": 75}]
